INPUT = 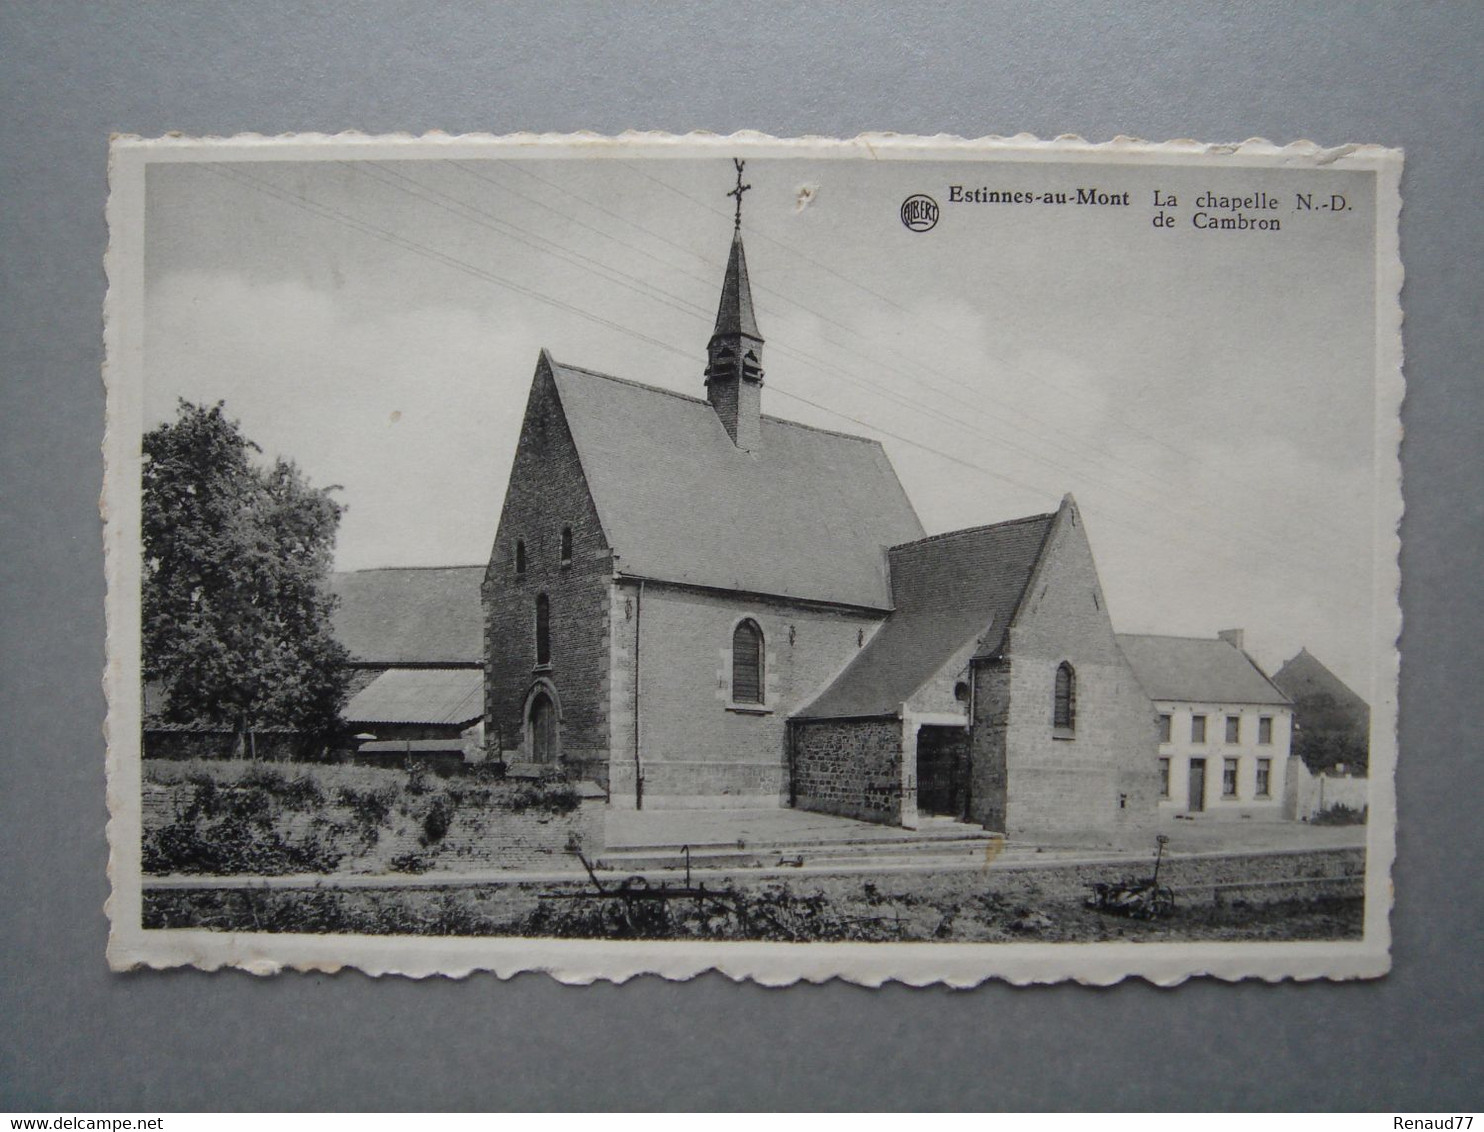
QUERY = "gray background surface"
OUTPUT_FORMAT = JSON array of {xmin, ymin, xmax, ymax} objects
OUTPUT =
[{"xmin": 1, "ymin": 1, "xmax": 1480, "ymax": 1112}]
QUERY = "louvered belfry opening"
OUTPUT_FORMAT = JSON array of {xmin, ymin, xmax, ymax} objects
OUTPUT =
[
  {"xmin": 732, "ymin": 619, "xmax": 764, "ymax": 704},
  {"xmin": 705, "ymin": 228, "xmax": 765, "ymax": 452}
]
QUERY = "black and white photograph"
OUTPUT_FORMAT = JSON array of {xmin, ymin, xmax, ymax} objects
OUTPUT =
[{"xmin": 103, "ymin": 133, "xmax": 1401, "ymax": 984}]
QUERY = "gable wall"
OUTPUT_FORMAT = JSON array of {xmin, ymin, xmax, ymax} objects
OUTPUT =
[
  {"xmin": 970, "ymin": 507, "xmax": 1159, "ymax": 838},
  {"xmin": 904, "ymin": 636, "xmax": 977, "ymax": 717},
  {"xmin": 484, "ymin": 365, "xmax": 614, "ymax": 785},
  {"xmin": 606, "ymin": 579, "xmax": 884, "ymax": 807}
]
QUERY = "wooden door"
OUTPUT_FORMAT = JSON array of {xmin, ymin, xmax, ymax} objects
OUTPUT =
[
  {"xmin": 1188, "ymin": 758, "xmax": 1206, "ymax": 812},
  {"xmin": 916, "ymin": 726, "xmax": 968, "ymax": 819},
  {"xmin": 529, "ymin": 692, "xmax": 557, "ymax": 764}
]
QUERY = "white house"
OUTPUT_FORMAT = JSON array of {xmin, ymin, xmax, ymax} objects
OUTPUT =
[{"xmin": 1117, "ymin": 630, "xmax": 1293, "ymax": 819}]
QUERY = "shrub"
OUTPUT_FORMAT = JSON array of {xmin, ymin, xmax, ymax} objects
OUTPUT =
[
  {"xmin": 420, "ymin": 794, "xmax": 456, "ymax": 846},
  {"xmin": 405, "ymin": 761, "xmax": 432, "ymax": 795},
  {"xmin": 504, "ymin": 776, "xmax": 580, "ymax": 815},
  {"xmin": 1312, "ymin": 802, "xmax": 1367, "ymax": 826},
  {"xmin": 239, "ymin": 763, "xmax": 288, "ymax": 794},
  {"xmin": 337, "ymin": 784, "xmax": 395, "ymax": 828},
  {"xmin": 142, "ymin": 815, "xmax": 343, "ymax": 875}
]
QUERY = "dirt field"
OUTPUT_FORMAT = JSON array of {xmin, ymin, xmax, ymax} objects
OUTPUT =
[{"xmin": 143, "ymin": 862, "xmax": 1363, "ymax": 943}]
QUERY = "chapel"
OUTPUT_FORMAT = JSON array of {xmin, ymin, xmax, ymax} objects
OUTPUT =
[{"xmin": 481, "ymin": 179, "xmax": 1158, "ymax": 838}]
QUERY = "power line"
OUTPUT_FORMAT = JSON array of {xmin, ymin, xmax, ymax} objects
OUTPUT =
[
  {"xmin": 483, "ymin": 157, "xmax": 1356, "ymax": 549},
  {"xmin": 198, "ymin": 160, "xmax": 1352, "ymax": 579},
  {"xmin": 393, "ymin": 159, "xmax": 1353, "ymax": 556}
]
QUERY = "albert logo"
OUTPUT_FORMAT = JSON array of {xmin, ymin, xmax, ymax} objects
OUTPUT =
[{"xmin": 900, "ymin": 193, "xmax": 939, "ymax": 232}]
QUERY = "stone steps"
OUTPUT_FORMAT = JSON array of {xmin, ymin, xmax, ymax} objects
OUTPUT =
[{"xmin": 597, "ymin": 829, "xmax": 1001, "ymax": 872}]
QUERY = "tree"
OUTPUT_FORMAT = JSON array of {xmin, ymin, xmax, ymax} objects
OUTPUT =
[
  {"xmin": 142, "ymin": 401, "xmax": 349, "ymax": 747},
  {"xmin": 1290, "ymin": 692, "xmax": 1369, "ymax": 774}
]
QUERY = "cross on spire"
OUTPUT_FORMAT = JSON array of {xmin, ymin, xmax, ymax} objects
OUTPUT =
[{"xmin": 726, "ymin": 157, "xmax": 751, "ymax": 230}]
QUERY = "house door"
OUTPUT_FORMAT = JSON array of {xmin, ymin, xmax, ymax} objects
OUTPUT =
[
  {"xmin": 1188, "ymin": 758, "xmax": 1206, "ymax": 813},
  {"xmin": 528, "ymin": 691, "xmax": 558, "ymax": 764},
  {"xmin": 916, "ymin": 725, "xmax": 969, "ymax": 819}
]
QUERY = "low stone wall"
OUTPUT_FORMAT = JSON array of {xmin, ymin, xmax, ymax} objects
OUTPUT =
[
  {"xmin": 791, "ymin": 718, "xmax": 903, "ymax": 824},
  {"xmin": 984, "ymin": 845, "xmax": 1366, "ymax": 906}
]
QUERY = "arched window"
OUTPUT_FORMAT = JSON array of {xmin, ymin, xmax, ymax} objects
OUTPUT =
[
  {"xmin": 1053, "ymin": 662, "xmax": 1076, "ymax": 733},
  {"xmin": 560, "ymin": 525, "xmax": 573, "ymax": 566},
  {"xmin": 515, "ymin": 539, "xmax": 526, "ymax": 576},
  {"xmin": 535, "ymin": 594, "xmax": 550, "ymax": 666},
  {"xmin": 732, "ymin": 620, "xmax": 764, "ymax": 704}
]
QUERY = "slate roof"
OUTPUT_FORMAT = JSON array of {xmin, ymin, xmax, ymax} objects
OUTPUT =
[
  {"xmin": 1272, "ymin": 648, "xmax": 1370, "ymax": 716},
  {"xmin": 795, "ymin": 513, "xmax": 1056, "ymax": 719},
  {"xmin": 712, "ymin": 231, "xmax": 761, "ymax": 339},
  {"xmin": 328, "ymin": 565, "xmax": 485, "ymax": 664},
  {"xmin": 342, "ymin": 667, "xmax": 484, "ymax": 726},
  {"xmin": 548, "ymin": 356, "xmax": 924, "ymax": 608},
  {"xmin": 1116, "ymin": 634, "xmax": 1290, "ymax": 706}
]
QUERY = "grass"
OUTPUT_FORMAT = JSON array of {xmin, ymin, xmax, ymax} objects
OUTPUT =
[
  {"xmin": 141, "ymin": 758, "xmax": 586, "ymax": 876},
  {"xmin": 143, "ymin": 873, "xmax": 1364, "ymax": 943}
]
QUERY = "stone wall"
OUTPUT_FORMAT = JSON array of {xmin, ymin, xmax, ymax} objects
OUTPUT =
[
  {"xmin": 484, "ymin": 359, "xmax": 614, "ymax": 785},
  {"xmin": 791, "ymin": 717, "xmax": 903, "ymax": 823},
  {"xmin": 973, "ymin": 501, "xmax": 1160, "ymax": 838},
  {"xmin": 607, "ymin": 579, "xmax": 883, "ymax": 807},
  {"xmin": 970, "ymin": 845, "xmax": 1365, "ymax": 906}
]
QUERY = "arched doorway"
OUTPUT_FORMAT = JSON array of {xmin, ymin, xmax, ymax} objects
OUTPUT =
[{"xmin": 527, "ymin": 690, "xmax": 559, "ymax": 764}]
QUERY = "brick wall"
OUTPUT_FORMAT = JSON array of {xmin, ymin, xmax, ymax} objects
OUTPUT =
[
  {"xmin": 974, "ymin": 502, "xmax": 1159, "ymax": 838},
  {"xmin": 607, "ymin": 579, "xmax": 883, "ymax": 807},
  {"xmin": 791, "ymin": 717, "xmax": 904, "ymax": 823},
  {"xmin": 484, "ymin": 359, "xmax": 614, "ymax": 786}
]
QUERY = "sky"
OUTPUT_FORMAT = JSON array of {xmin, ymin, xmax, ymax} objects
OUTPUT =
[{"xmin": 141, "ymin": 149, "xmax": 1384, "ymax": 696}]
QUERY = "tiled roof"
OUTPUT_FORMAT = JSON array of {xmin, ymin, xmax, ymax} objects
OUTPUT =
[
  {"xmin": 342, "ymin": 667, "xmax": 484, "ymax": 726},
  {"xmin": 1116, "ymin": 634, "xmax": 1290, "ymax": 706},
  {"xmin": 328, "ymin": 566, "xmax": 485, "ymax": 664},
  {"xmin": 795, "ymin": 514, "xmax": 1056, "ymax": 719},
  {"xmin": 549, "ymin": 357, "xmax": 924, "ymax": 608}
]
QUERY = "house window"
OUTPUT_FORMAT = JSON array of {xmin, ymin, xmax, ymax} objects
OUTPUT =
[
  {"xmin": 1191, "ymin": 714, "xmax": 1207, "ymax": 743},
  {"xmin": 515, "ymin": 539, "xmax": 526, "ymax": 576},
  {"xmin": 1158, "ymin": 714, "xmax": 1172, "ymax": 743},
  {"xmin": 560, "ymin": 525, "xmax": 573, "ymax": 566},
  {"xmin": 1053, "ymin": 662, "xmax": 1076, "ymax": 734},
  {"xmin": 1226, "ymin": 715, "xmax": 1241, "ymax": 744},
  {"xmin": 1259, "ymin": 716, "xmax": 1273, "ymax": 745},
  {"xmin": 1159, "ymin": 757, "xmax": 1171, "ymax": 798},
  {"xmin": 731, "ymin": 620, "xmax": 764, "ymax": 704},
  {"xmin": 1223, "ymin": 757, "xmax": 1238, "ymax": 797},
  {"xmin": 1256, "ymin": 758, "xmax": 1272, "ymax": 797},
  {"xmin": 535, "ymin": 594, "xmax": 550, "ymax": 666}
]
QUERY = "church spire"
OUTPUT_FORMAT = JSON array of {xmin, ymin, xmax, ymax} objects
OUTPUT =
[{"xmin": 705, "ymin": 159, "xmax": 765, "ymax": 452}]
